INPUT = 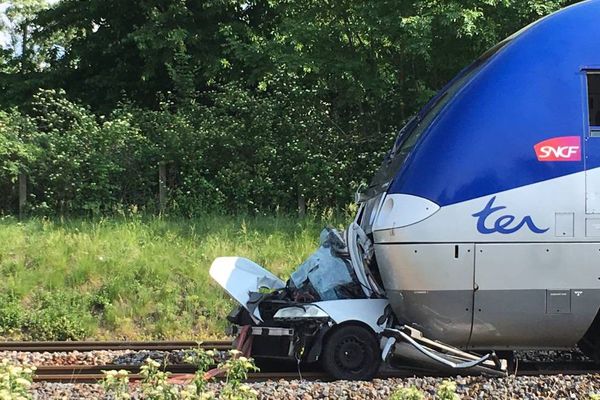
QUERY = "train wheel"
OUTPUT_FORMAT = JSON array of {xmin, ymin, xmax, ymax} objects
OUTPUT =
[
  {"xmin": 579, "ymin": 336, "xmax": 600, "ymax": 361},
  {"xmin": 579, "ymin": 312, "xmax": 600, "ymax": 362},
  {"xmin": 321, "ymin": 324, "xmax": 381, "ymax": 380}
]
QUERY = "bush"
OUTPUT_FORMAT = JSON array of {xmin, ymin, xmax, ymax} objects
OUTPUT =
[
  {"xmin": 0, "ymin": 291, "xmax": 91, "ymax": 341},
  {"xmin": 390, "ymin": 386, "xmax": 425, "ymax": 400},
  {"xmin": 101, "ymin": 350, "xmax": 258, "ymax": 400},
  {"xmin": 436, "ymin": 380, "xmax": 460, "ymax": 400},
  {"xmin": 0, "ymin": 110, "xmax": 37, "ymax": 213},
  {"xmin": 26, "ymin": 89, "xmax": 145, "ymax": 215},
  {"xmin": 100, "ymin": 369, "xmax": 131, "ymax": 400},
  {"xmin": 0, "ymin": 85, "xmax": 392, "ymax": 216},
  {"xmin": 0, "ymin": 294, "xmax": 25, "ymax": 336},
  {"xmin": 0, "ymin": 360, "xmax": 35, "ymax": 400}
]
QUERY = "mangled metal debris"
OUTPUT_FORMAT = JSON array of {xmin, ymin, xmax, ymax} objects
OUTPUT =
[{"xmin": 289, "ymin": 228, "xmax": 365, "ymax": 302}]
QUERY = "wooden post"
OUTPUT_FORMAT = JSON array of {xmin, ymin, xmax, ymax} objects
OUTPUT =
[
  {"xmin": 18, "ymin": 172, "xmax": 26, "ymax": 219},
  {"xmin": 159, "ymin": 162, "xmax": 167, "ymax": 212},
  {"xmin": 298, "ymin": 193, "xmax": 306, "ymax": 218}
]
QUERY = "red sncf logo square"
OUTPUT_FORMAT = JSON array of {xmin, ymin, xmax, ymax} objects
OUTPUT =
[{"xmin": 534, "ymin": 136, "xmax": 581, "ymax": 162}]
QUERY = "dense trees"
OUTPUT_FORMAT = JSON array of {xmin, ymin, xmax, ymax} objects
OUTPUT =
[{"xmin": 0, "ymin": 0, "xmax": 578, "ymax": 215}]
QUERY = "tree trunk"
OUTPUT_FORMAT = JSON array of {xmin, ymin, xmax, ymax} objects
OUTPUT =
[{"xmin": 20, "ymin": 22, "xmax": 29, "ymax": 74}]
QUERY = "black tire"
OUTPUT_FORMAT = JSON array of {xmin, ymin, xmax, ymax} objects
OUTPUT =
[{"xmin": 321, "ymin": 324, "xmax": 381, "ymax": 381}]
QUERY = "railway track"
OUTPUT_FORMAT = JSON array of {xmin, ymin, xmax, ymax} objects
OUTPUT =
[
  {"xmin": 2, "ymin": 341, "xmax": 599, "ymax": 383},
  {"xmin": 0, "ymin": 340, "xmax": 233, "ymax": 352},
  {"xmin": 33, "ymin": 367, "xmax": 329, "ymax": 384},
  {"xmin": 28, "ymin": 361, "xmax": 600, "ymax": 383}
]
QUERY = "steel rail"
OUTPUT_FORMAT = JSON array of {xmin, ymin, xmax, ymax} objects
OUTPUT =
[
  {"xmin": 33, "ymin": 368, "xmax": 329, "ymax": 384},
  {"xmin": 30, "ymin": 361, "xmax": 600, "ymax": 384},
  {"xmin": 0, "ymin": 341, "xmax": 232, "ymax": 353},
  {"xmin": 34, "ymin": 364, "xmax": 197, "ymax": 383}
]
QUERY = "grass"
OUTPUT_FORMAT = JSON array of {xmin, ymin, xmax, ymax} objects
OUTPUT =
[{"xmin": 0, "ymin": 212, "xmax": 348, "ymax": 340}]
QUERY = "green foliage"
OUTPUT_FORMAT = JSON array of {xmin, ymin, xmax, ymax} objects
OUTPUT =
[
  {"xmin": 101, "ymin": 369, "xmax": 131, "ymax": 400},
  {"xmin": 0, "ymin": 109, "xmax": 35, "ymax": 178},
  {"xmin": 0, "ymin": 109, "xmax": 37, "ymax": 213},
  {"xmin": 436, "ymin": 380, "xmax": 460, "ymax": 400},
  {"xmin": 21, "ymin": 291, "xmax": 89, "ymax": 340},
  {"xmin": 0, "ymin": 214, "xmax": 333, "ymax": 339},
  {"xmin": 0, "ymin": 86, "xmax": 387, "ymax": 215},
  {"xmin": 220, "ymin": 350, "xmax": 260, "ymax": 388},
  {"xmin": 26, "ymin": 89, "xmax": 146, "ymax": 214},
  {"xmin": 0, "ymin": 360, "xmax": 35, "ymax": 400},
  {"xmin": 0, "ymin": 291, "xmax": 89, "ymax": 341},
  {"xmin": 0, "ymin": 0, "xmax": 582, "ymax": 215},
  {"xmin": 0, "ymin": 0, "xmax": 71, "ymax": 106},
  {"xmin": 0, "ymin": 0, "xmax": 50, "ymax": 74},
  {"xmin": 390, "ymin": 386, "xmax": 425, "ymax": 400},
  {"xmin": 98, "ymin": 351, "xmax": 258, "ymax": 400},
  {"xmin": 140, "ymin": 358, "xmax": 180, "ymax": 400},
  {"xmin": 183, "ymin": 348, "xmax": 217, "ymax": 395},
  {"xmin": 0, "ymin": 294, "xmax": 25, "ymax": 337},
  {"xmin": 218, "ymin": 350, "xmax": 259, "ymax": 400}
]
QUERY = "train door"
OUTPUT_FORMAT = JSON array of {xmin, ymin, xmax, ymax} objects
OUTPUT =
[
  {"xmin": 468, "ymin": 243, "xmax": 588, "ymax": 349},
  {"xmin": 585, "ymin": 71, "xmax": 600, "ymax": 217}
]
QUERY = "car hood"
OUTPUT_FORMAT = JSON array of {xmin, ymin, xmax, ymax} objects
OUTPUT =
[{"xmin": 210, "ymin": 257, "xmax": 285, "ymax": 321}]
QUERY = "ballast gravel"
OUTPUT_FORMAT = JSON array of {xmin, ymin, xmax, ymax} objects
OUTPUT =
[
  {"xmin": 0, "ymin": 350, "xmax": 131, "ymax": 366},
  {"xmin": 30, "ymin": 374, "xmax": 600, "ymax": 399},
  {"xmin": 0, "ymin": 349, "xmax": 228, "ymax": 366},
  {"xmin": 5, "ymin": 349, "xmax": 598, "ymax": 398},
  {"xmin": 1, "ymin": 348, "xmax": 588, "ymax": 367},
  {"xmin": 516, "ymin": 348, "xmax": 591, "ymax": 363}
]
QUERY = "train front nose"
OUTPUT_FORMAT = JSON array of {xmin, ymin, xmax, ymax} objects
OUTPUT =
[{"xmin": 364, "ymin": 193, "xmax": 475, "ymax": 347}]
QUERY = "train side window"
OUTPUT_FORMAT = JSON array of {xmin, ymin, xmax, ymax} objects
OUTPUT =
[{"xmin": 587, "ymin": 73, "xmax": 600, "ymax": 137}]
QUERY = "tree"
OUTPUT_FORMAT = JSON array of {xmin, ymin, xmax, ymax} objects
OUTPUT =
[
  {"xmin": 0, "ymin": 0, "xmax": 586, "ymax": 214},
  {"xmin": 1, "ymin": 0, "xmax": 48, "ymax": 73},
  {"xmin": 33, "ymin": 0, "xmax": 253, "ymax": 111},
  {"xmin": 0, "ymin": 0, "xmax": 70, "ymax": 107}
]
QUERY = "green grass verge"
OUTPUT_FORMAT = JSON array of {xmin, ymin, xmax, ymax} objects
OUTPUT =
[{"xmin": 0, "ymin": 213, "xmax": 346, "ymax": 340}]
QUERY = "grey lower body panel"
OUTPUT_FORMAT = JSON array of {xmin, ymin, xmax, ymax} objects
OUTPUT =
[
  {"xmin": 387, "ymin": 290, "xmax": 473, "ymax": 348},
  {"xmin": 377, "ymin": 241, "xmax": 600, "ymax": 350},
  {"xmin": 469, "ymin": 289, "xmax": 600, "ymax": 349},
  {"xmin": 387, "ymin": 289, "xmax": 600, "ymax": 350}
]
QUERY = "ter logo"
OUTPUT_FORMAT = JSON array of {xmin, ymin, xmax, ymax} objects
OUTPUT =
[{"xmin": 472, "ymin": 197, "xmax": 549, "ymax": 235}]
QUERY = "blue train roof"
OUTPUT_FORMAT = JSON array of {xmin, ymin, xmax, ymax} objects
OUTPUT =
[{"xmin": 386, "ymin": 0, "xmax": 600, "ymax": 207}]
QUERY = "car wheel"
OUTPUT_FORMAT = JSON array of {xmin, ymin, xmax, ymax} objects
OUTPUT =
[{"xmin": 321, "ymin": 324, "xmax": 381, "ymax": 380}]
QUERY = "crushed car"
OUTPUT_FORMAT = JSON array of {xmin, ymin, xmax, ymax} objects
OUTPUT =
[{"xmin": 210, "ymin": 214, "xmax": 505, "ymax": 380}]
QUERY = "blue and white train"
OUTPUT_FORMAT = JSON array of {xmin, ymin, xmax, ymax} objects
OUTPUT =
[{"xmin": 210, "ymin": 0, "xmax": 600, "ymax": 380}]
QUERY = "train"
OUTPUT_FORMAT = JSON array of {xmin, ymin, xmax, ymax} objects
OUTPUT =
[{"xmin": 210, "ymin": 0, "xmax": 600, "ymax": 380}]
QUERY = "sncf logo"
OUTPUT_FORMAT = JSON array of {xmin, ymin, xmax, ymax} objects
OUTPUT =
[{"xmin": 534, "ymin": 136, "xmax": 581, "ymax": 162}]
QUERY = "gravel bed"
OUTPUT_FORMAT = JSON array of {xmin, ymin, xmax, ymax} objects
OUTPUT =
[
  {"xmin": 516, "ymin": 348, "xmax": 591, "ymax": 363},
  {"xmin": 0, "ymin": 348, "xmax": 589, "ymax": 367},
  {"xmin": 11, "ymin": 349, "xmax": 600, "ymax": 399},
  {"xmin": 31, "ymin": 374, "xmax": 600, "ymax": 399},
  {"xmin": 0, "ymin": 349, "xmax": 228, "ymax": 366},
  {"xmin": 0, "ymin": 350, "xmax": 131, "ymax": 366}
]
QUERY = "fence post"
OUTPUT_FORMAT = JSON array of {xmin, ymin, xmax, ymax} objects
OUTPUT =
[
  {"xmin": 159, "ymin": 161, "xmax": 167, "ymax": 212},
  {"xmin": 298, "ymin": 193, "xmax": 306, "ymax": 218},
  {"xmin": 18, "ymin": 172, "xmax": 27, "ymax": 219}
]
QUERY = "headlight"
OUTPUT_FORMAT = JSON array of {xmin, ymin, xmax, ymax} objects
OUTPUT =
[{"xmin": 273, "ymin": 305, "xmax": 329, "ymax": 319}]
